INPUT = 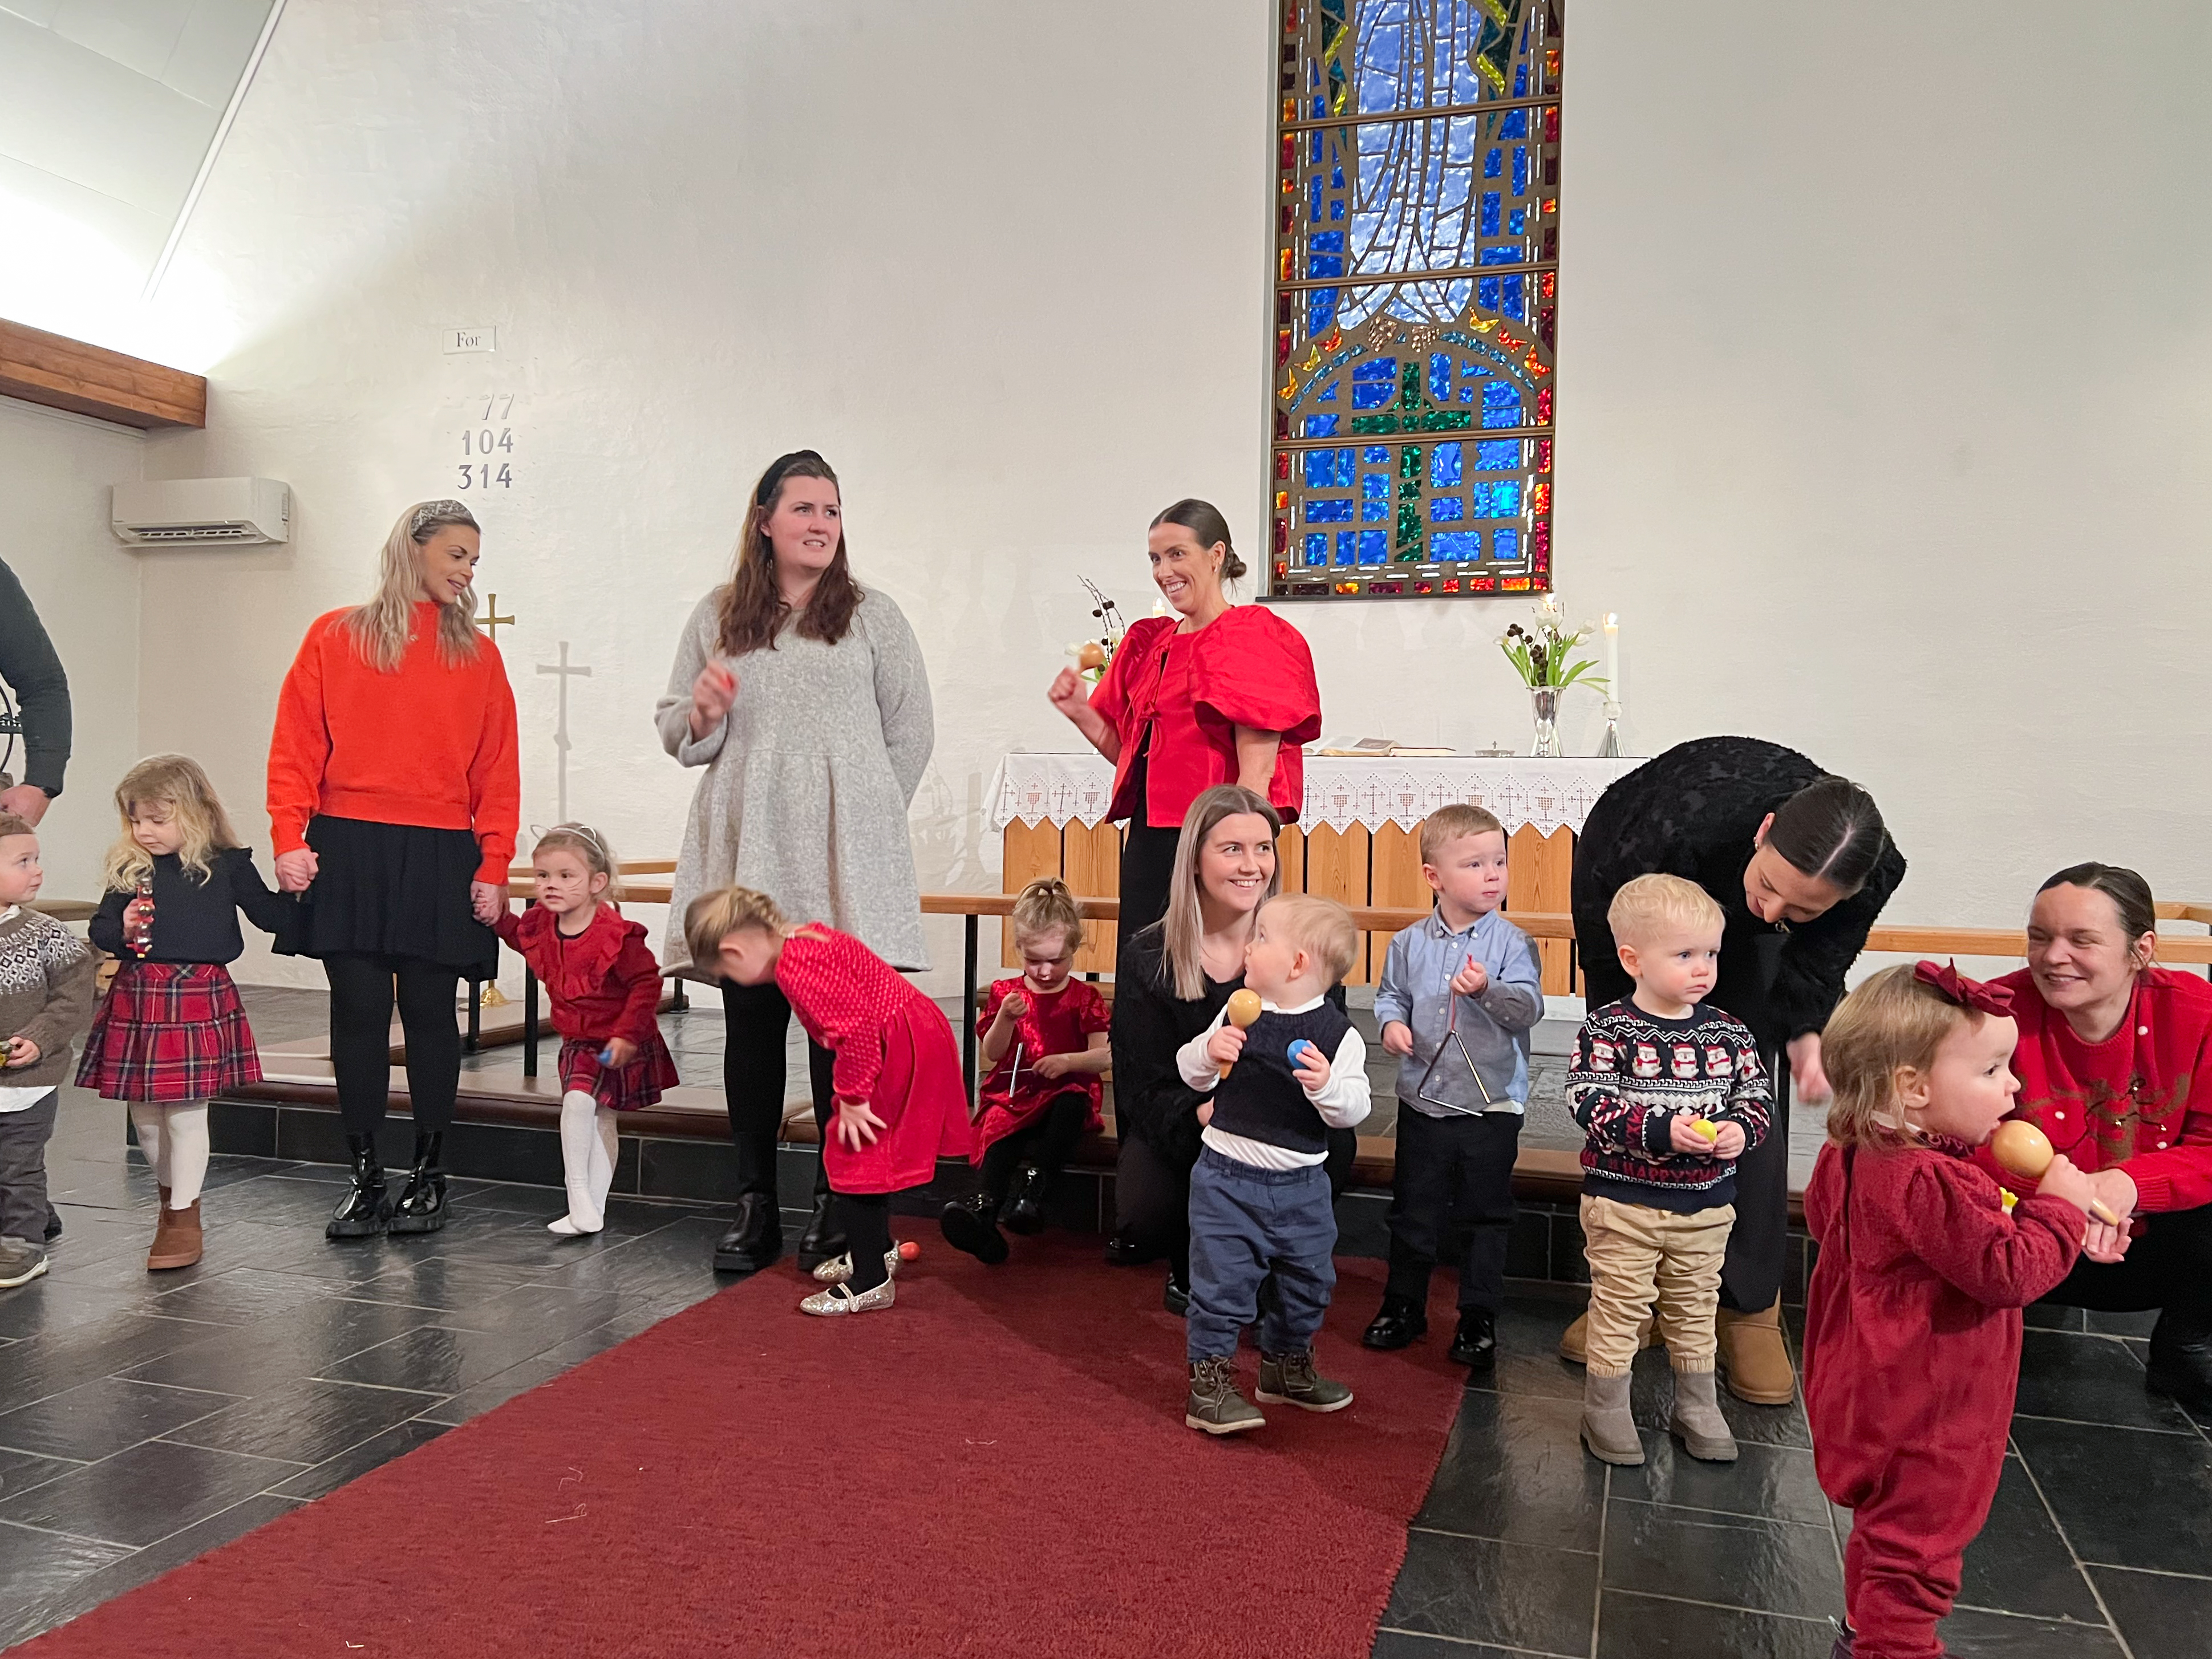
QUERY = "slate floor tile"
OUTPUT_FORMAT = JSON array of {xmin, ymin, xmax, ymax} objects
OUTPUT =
[
  {"xmin": 2011, "ymin": 1417, "xmax": 2212, "ymax": 1576},
  {"xmin": 1414, "ymin": 1390, "xmax": 1606, "ymax": 1552},
  {"xmin": 1956, "ymin": 1454, "xmax": 2102, "ymax": 1624},
  {"xmin": 0, "ymin": 1439, "xmax": 301, "ymax": 1548},
  {"xmin": 268, "ymin": 1419, "xmax": 449, "ymax": 1502},
  {"xmin": 0, "ymin": 1519, "xmax": 136, "ymax": 1637},
  {"xmin": 0, "ymin": 1376, "xmax": 238, "ymax": 1462},
  {"xmin": 115, "ymin": 1298, "xmax": 437, "ymax": 1395},
  {"xmin": 1382, "ymin": 1528, "xmax": 1598, "ymax": 1656},
  {"xmin": 1610, "ymin": 1433, "xmax": 1829, "ymax": 1525},
  {"xmin": 160, "ymin": 1378, "xmax": 445, "ymax": 1465},
  {"xmin": 2012, "ymin": 1330, "xmax": 2194, "ymax": 1432},
  {"xmin": 1595, "ymin": 1590, "xmax": 1836, "ymax": 1658},
  {"xmin": 1601, "ymin": 1502, "xmax": 1841, "ymax": 1620},
  {"xmin": 143, "ymin": 1265, "xmax": 356, "ymax": 1328},
  {"xmin": 318, "ymin": 1322, "xmax": 556, "ymax": 1394},
  {"xmin": 1936, "ymin": 1607, "xmax": 2125, "ymax": 1656},
  {"xmin": 2088, "ymin": 1565, "xmax": 2212, "ymax": 1659},
  {"xmin": 1371, "ymin": 1634, "xmax": 1547, "ymax": 1659}
]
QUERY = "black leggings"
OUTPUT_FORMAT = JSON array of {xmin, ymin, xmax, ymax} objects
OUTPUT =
[
  {"xmin": 980, "ymin": 1092, "xmax": 1091, "ymax": 1203},
  {"xmin": 720, "ymin": 979, "xmax": 836, "ymax": 1202},
  {"xmin": 840, "ymin": 1192, "xmax": 893, "ymax": 1292},
  {"xmin": 326, "ymin": 953, "xmax": 461, "ymax": 1136}
]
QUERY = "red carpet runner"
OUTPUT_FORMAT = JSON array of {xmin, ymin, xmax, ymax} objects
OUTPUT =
[{"xmin": 22, "ymin": 1236, "xmax": 1468, "ymax": 1658}]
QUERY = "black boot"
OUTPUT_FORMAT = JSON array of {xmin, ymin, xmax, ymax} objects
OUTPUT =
[
  {"xmin": 1103, "ymin": 1231, "xmax": 1146, "ymax": 1266},
  {"xmin": 1362, "ymin": 1295, "xmax": 1429, "ymax": 1350},
  {"xmin": 1000, "ymin": 1165, "xmax": 1048, "ymax": 1236},
  {"xmin": 387, "ymin": 1132, "xmax": 448, "ymax": 1235},
  {"xmin": 326, "ymin": 1134, "xmax": 389, "ymax": 1239},
  {"xmin": 795, "ymin": 1192, "xmax": 846, "ymax": 1274},
  {"xmin": 713, "ymin": 1192, "xmax": 782, "ymax": 1274},
  {"xmin": 940, "ymin": 1191, "xmax": 1009, "ymax": 1264},
  {"xmin": 1164, "ymin": 1267, "xmax": 1190, "ymax": 1317},
  {"xmin": 2146, "ymin": 1311, "xmax": 2212, "ymax": 1414},
  {"xmin": 1449, "ymin": 1307, "xmax": 1498, "ymax": 1367}
]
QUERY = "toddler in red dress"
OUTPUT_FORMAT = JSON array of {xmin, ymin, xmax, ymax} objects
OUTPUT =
[
  {"xmin": 493, "ymin": 826, "xmax": 678, "ymax": 1238},
  {"xmin": 1805, "ymin": 962, "xmax": 2105, "ymax": 1659},
  {"xmin": 686, "ymin": 885, "xmax": 971, "ymax": 1316},
  {"xmin": 940, "ymin": 878, "xmax": 1110, "ymax": 1264}
]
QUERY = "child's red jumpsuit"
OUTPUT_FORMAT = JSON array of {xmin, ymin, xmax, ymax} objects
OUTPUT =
[{"xmin": 1802, "ymin": 1137, "xmax": 2081, "ymax": 1659}]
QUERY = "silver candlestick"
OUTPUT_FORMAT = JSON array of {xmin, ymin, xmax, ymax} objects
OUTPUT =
[{"xmin": 1597, "ymin": 699, "xmax": 1622, "ymax": 758}]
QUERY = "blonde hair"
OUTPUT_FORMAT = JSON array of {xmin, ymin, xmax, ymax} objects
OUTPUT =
[
  {"xmin": 1157, "ymin": 784, "xmax": 1283, "ymax": 1001},
  {"xmin": 1607, "ymin": 872, "xmax": 1724, "ymax": 947},
  {"xmin": 1258, "ymin": 893, "xmax": 1359, "ymax": 986},
  {"xmin": 1010, "ymin": 876, "xmax": 1083, "ymax": 959},
  {"xmin": 532, "ymin": 823, "xmax": 622, "ymax": 901},
  {"xmin": 102, "ymin": 755, "xmax": 241, "ymax": 891},
  {"xmin": 683, "ymin": 886, "xmax": 790, "ymax": 973},
  {"xmin": 1421, "ymin": 803, "xmax": 1506, "ymax": 866},
  {"xmin": 1822, "ymin": 964, "xmax": 1992, "ymax": 1150},
  {"xmin": 342, "ymin": 500, "xmax": 484, "ymax": 674}
]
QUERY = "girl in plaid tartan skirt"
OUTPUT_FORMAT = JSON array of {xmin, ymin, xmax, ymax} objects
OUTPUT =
[
  {"xmin": 80, "ymin": 757, "xmax": 296, "ymax": 1271},
  {"xmin": 493, "ymin": 826, "xmax": 678, "ymax": 1237}
]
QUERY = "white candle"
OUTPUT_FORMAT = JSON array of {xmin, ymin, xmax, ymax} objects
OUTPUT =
[{"xmin": 1603, "ymin": 613, "xmax": 1619, "ymax": 693}]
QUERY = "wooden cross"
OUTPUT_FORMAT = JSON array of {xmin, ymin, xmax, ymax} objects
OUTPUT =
[
  {"xmin": 536, "ymin": 641, "xmax": 592, "ymax": 823},
  {"xmin": 475, "ymin": 594, "xmax": 516, "ymax": 640}
]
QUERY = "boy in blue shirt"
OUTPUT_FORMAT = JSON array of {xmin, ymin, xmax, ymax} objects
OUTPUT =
[{"xmin": 1361, "ymin": 804, "xmax": 1545, "ymax": 1366}]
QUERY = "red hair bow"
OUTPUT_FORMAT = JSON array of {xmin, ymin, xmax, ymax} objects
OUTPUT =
[{"xmin": 1914, "ymin": 959, "xmax": 2014, "ymax": 1016}]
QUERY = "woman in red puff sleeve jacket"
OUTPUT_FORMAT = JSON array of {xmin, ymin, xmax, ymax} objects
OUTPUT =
[{"xmin": 1046, "ymin": 499, "xmax": 1322, "ymax": 961}]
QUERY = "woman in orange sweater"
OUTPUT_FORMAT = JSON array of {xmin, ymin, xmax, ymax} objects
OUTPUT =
[{"xmin": 267, "ymin": 499, "xmax": 520, "ymax": 1239}]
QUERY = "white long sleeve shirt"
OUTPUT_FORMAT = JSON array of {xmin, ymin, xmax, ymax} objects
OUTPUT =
[{"xmin": 1176, "ymin": 994, "xmax": 1372, "ymax": 1171}]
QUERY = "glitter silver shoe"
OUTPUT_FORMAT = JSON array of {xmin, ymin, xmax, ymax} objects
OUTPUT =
[
  {"xmin": 800, "ymin": 1278, "xmax": 896, "ymax": 1317},
  {"xmin": 810, "ymin": 1247, "xmax": 902, "ymax": 1285}
]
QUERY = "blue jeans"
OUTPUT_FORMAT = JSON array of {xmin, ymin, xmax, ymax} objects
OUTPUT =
[{"xmin": 1186, "ymin": 1147, "xmax": 1338, "ymax": 1363}]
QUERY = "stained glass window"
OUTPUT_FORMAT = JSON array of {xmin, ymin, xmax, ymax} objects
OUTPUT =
[{"xmin": 1269, "ymin": 0, "xmax": 1562, "ymax": 601}]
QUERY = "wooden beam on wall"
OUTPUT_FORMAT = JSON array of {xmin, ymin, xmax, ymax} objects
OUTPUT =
[{"xmin": 0, "ymin": 318, "xmax": 206, "ymax": 430}]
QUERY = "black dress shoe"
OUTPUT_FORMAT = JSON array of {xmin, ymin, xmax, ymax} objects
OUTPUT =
[
  {"xmin": 713, "ymin": 1192, "xmax": 782, "ymax": 1274},
  {"xmin": 1362, "ymin": 1295, "xmax": 1429, "ymax": 1351},
  {"xmin": 939, "ymin": 1192, "xmax": 1009, "ymax": 1264},
  {"xmin": 1000, "ymin": 1165, "xmax": 1048, "ymax": 1236},
  {"xmin": 1449, "ymin": 1307, "xmax": 1498, "ymax": 1366},
  {"xmin": 326, "ymin": 1133, "xmax": 390, "ymax": 1240},
  {"xmin": 795, "ymin": 1192, "xmax": 846, "ymax": 1273},
  {"xmin": 2146, "ymin": 1312, "xmax": 2212, "ymax": 1413},
  {"xmin": 1103, "ymin": 1232, "xmax": 1146, "ymax": 1267},
  {"xmin": 387, "ymin": 1132, "xmax": 448, "ymax": 1235},
  {"xmin": 43, "ymin": 1206, "xmax": 60, "ymax": 1243},
  {"xmin": 1164, "ymin": 1272, "xmax": 1190, "ymax": 1317}
]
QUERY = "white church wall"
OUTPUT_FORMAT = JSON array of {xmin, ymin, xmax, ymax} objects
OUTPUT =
[
  {"xmin": 131, "ymin": 0, "xmax": 2206, "ymax": 993},
  {"xmin": 0, "ymin": 400, "xmax": 144, "ymax": 905}
]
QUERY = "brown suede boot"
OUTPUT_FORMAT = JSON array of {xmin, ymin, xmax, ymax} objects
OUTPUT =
[
  {"xmin": 1558, "ymin": 1311, "xmax": 1656, "ymax": 1365},
  {"xmin": 1716, "ymin": 1301, "xmax": 1796, "ymax": 1405},
  {"xmin": 147, "ymin": 1198, "xmax": 202, "ymax": 1271}
]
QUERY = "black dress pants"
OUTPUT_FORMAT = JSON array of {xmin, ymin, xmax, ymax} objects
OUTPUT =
[
  {"xmin": 720, "ymin": 980, "xmax": 836, "ymax": 1204},
  {"xmin": 1384, "ymin": 1108, "xmax": 1521, "ymax": 1313},
  {"xmin": 2037, "ymin": 1203, "xmax": 2212, "ymax": 1327},
  {"xmin": 980, "ymin": 1091, "xmax": 1091, "ymax": 1203},
  {"xmin": 326, "ymin": 953, "xmax": 462, "ymax": 1136}
]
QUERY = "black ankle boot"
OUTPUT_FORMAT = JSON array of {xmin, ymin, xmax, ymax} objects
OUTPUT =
[
  {"xmin": 713, "ymin": 1192, "xmax": 782, "ymax": 1274},
  {"xmin": 2146, "ymin": 1311, "xmax": 2212, "ymax": 1413},
  {"xmin": 796, "ymin": 1192, "xmax": 845, "ymax": 1273},
  {"xmin": 387, "ymin": 1133, "xmax": 448, "ymax": 1235},
  {"xmin": 1449, "ymin": 1307, "xmax": 1498, "ymax": 1366},
  {"xmin": 940, "ymin": 1191, "xmax": 1009, "ymax": 1264},
  {"xmin": 1164, "ymin": 1268, "xmax": 1190, "ymax": 1317},
  {"xmin": 327, "ymin": 1134, "xmax": 390, "ymax": 1239},
  {"xmin": 1362, "ymin": 1295, "xmax": 1429, "ymax": 1350},
  {"xmin": 1000, "ymin": 1165, "xmax": 1048, "ymax": 1236}
]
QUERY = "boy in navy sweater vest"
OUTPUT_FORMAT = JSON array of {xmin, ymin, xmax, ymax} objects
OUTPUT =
[{"xmin": 1176, "ymin": 895, "xmax": 1372, "ymax": 1434}]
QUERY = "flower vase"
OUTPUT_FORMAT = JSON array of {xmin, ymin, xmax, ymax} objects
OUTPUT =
[{"xmin": 1528, "ymin": 685, "xmax": 1564, "ymax": 758}]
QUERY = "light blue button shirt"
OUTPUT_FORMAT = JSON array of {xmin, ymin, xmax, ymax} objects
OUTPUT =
[{"xmin": 1373, "ymin": 906, "xmax": 1544, "ymax": 1117}]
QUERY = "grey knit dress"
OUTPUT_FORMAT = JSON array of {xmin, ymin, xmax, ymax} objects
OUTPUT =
[{"xmin": 657, "ymin": 589, "xmax": 935, "ymax": 976}]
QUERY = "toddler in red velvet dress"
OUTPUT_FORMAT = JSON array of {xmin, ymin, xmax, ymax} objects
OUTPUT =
[
  {"xmin": 686, "ymin": 885, "xmax": 971, "ymax": 1316},
  {"xmin": 1804, "ymin": 963, "xmax": 2105, "ymax": 1659},
  {"xmin": 493, "ymin": 826, "xmax": 678, "ymax": 1238},
  {"xmin": 939, "ymin": 878, "xmax": 1111, "ymax": 1265}
]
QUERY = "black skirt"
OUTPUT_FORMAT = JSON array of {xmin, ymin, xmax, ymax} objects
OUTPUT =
[{"xmin": 278, "ymin": 816, "xmax": 498, "ymax": 975}]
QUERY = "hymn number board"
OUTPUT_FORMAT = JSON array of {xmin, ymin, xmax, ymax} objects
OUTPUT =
[
  {"xmin": 1270, "ymin": 0, "xmax": 1563, "ymax": 602},
  {"xmin": 457, "ymin": 394, "xmax": 518, "ymax": 493}
]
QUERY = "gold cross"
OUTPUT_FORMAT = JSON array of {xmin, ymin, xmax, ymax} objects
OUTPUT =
[{"xmin": 475, "ymin": 594, "xmax": 516, "ymax": 640}]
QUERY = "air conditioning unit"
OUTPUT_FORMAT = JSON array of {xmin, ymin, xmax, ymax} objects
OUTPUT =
[{"xmin": 111, "ymin": 478, "xmax": 291, "ymax": 547}]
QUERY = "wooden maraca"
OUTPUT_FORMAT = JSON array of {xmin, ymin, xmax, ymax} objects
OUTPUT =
[
  {"xmin": 1990, "ymin": 1119, "xmax": 2122, "ymax": 1226},
  {"xmin": 1221, "ymin": 988, "xmax": 1263, "ymax": 1078}
]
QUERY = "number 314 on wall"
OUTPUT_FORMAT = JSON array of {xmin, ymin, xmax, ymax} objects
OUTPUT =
[{"xmin": 458, "ymin": 395, "xmax": 516, "ymax": 489}]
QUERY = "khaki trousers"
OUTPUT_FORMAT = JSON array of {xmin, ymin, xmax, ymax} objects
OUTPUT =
[{"xmin": 1579, "ymin": 1194, "xmax": 1736, "ymax": 1377}]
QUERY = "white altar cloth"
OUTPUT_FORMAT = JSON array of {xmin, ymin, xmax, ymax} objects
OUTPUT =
[{"xmin": 986, "ymin": 752, "xmax": 1644, "ymax": 838}]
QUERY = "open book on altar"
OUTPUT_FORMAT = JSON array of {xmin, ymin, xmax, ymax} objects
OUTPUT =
[{"xmin": 1310, "ymin": 736, "xmax": 1459, "ymax": 757}]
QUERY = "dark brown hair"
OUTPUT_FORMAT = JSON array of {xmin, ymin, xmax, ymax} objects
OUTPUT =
[
  {"xmin": 716, "ymin": 452, "xmax": 862, "ymax": 656},
  {"xmin": 1149, "ymin": 499, "xmax": 1247, "ymax": 585},
  {"xmin": 2039, "ymin": 862, "xmax": 2157, "ymax": 946},
  {"xmin": 1767, "ymin": 774, "xmax": 1889, "ymax": 896}
]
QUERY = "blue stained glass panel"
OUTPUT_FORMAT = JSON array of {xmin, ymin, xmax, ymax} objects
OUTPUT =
[
  {"xmin": 1508, "ymin": 208, "xmax": 1526, "ymax": 236},
  {"xmin": 1303, "ymin": 534, "xmax": 1327, "ymax": 566},
  {"xmin": 1480, "ymin": 246, "xmax": 1519, "ymax": 265},
  {"xmin": 1480, "ymin": 192, "xmax": 1500, "ymax": 236},
  {"xmin": 1502, "ymin": 274, "xmax": 1525, "ymax": 320},
  {"xmin": 1306, "ymin": 498, "xmax": 1354, "ymax": 523},
  {"xmin": 1429, "ymin": 353, "xmax": 1451, "ymax": 399},
  {"xmin": 1358, "ymin": 530, "xmax": 1388, "ymax": 565},
  {"xmin": 1484, "ymin": 147, "xmax": 1502, "ymax": 179},
  {"xmin": 1432, "ymin": 532, "xmax": 1482, "ymax": 559},
  {"xmin": 1303, "ymin": 414, "xmax": 1340, "ymax": 437},
  {"xmin": 1334, "ymin": 533, "xmax": 1356, "ymax": 567},
  {"xmin": 1513, "ymin": 147, "xmax": 1528, "ymax": 194},
  {"xmin": 1431, "ymin": 442, "xmax": 1463, "ymax": 486},
  {"xmin": 1502, "ymin": 109, "xmax": 1528, "ymax": 139},
  {"xmin": 1493, "ymin": 528, "xmax": 1520, "ymax": 560},
  {"xmin": 1304, "ymin": 448, "xmax": 1354, "ymax": 488},
  {"xmin": 1474, "ymin": 440, "xmax": 1521, "ymax": 469},
  {"xmin": 1481, "ymin": 382, "xmax": 1521, "ymax": 428},
  {"xmin": 1477, "ymin": 276, "xmax": 1498, "ymax": 311},
  {"xmin": 1363, "ymin": 445, "xmax": 1390, "ymax": 464},
  {"xmin": 1430, "ymin": 496, "xmax": 1464, "ymax": 522}
]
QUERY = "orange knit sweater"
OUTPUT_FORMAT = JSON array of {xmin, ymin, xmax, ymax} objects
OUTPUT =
[{"xmin": 267, "ymin": 603, "xmax": 520, "ymax": 882}]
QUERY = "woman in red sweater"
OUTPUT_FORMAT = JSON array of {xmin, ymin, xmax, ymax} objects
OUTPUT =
[
  {"xmin": 1980, "ymin": 863, "xmax": 2212, "ymax": 1412},
  {"xmin": 267, "ymin": 499, "xmax": 520, "ymax": 1239},
  {"xmin": 1045, "ymin": 499, "xmax": 1320, "ymax": 963}
]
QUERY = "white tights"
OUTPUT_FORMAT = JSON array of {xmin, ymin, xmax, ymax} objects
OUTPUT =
[
  {"xmin": 129, "ymin": 1100, "xmax": 210, "ymax": 1208},
  {"xmin": 552, "ymin": 1089, "xmax": 619, "ymax": 1235}
]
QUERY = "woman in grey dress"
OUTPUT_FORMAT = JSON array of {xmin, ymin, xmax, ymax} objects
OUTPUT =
[{"xmin": 657, "ymin": 451, "xmax": 934, "ymax": 1275}]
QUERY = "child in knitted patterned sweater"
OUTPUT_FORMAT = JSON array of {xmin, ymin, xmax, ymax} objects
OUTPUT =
[{"xmin": 1567, "ymin": 874, "xmax": 1771, "ymax": 1467}]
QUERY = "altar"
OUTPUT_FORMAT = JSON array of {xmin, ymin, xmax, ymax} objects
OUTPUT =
[{"xmin": 986, "ymin": 752, "xmax": 1643, "ymax": 992}]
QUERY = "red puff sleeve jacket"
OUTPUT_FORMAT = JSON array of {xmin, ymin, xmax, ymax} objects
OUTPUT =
[{"xmin": 494, "ymin": 905, "xmax": 667, "ymax": 1053}]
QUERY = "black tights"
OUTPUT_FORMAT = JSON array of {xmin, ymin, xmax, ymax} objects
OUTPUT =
[
  {"xmin": 981, "ymin": 1092, "xmax": 1091, "ymax": 1203},
  {"xmin": 326, "ymin": 953, "xmax": 461, "ymax": 1136},
  {"xmin": 720, "ymin": 979, "xmax": 836, "ymax": 1203},
  {"xmin": 840, "ymin": 1192, "xmax": 893, "ymax": 1292}
]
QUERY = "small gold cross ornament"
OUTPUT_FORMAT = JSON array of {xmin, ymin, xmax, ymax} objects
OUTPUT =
[{"xmin": 475, "ymin": 594, "xmax": 516, "ymax": 640}]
